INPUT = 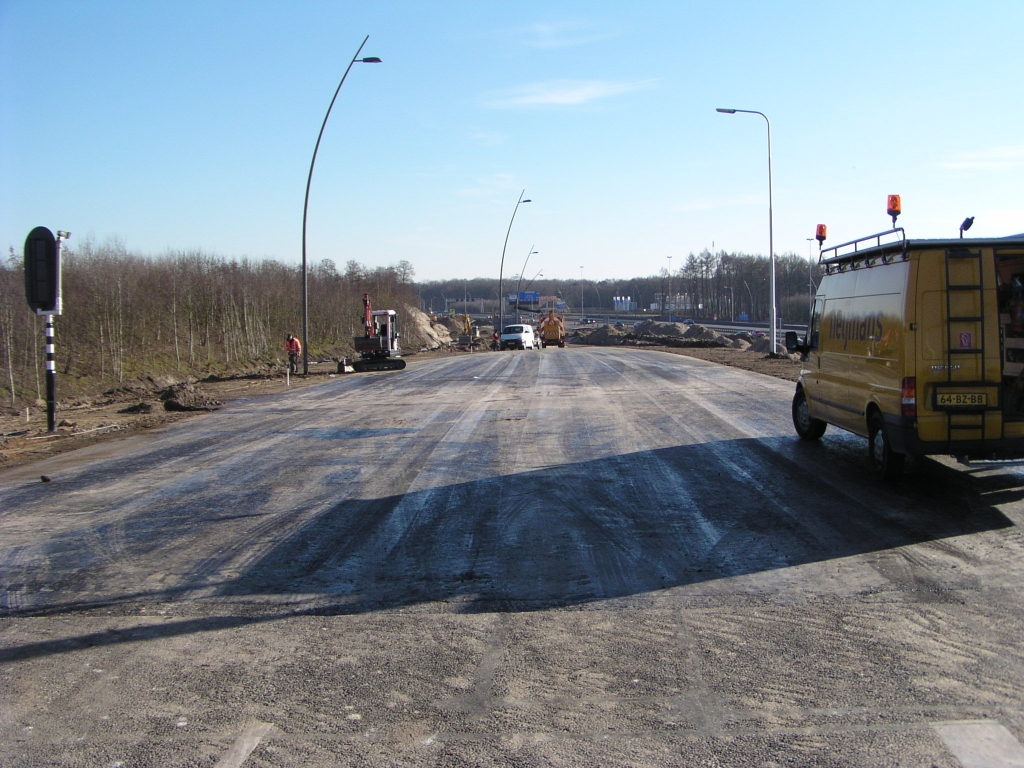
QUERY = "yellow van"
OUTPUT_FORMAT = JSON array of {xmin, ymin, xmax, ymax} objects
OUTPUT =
[{"xmin": 786, "ymin": 228, "xmax": 1024, "ymax": 478}]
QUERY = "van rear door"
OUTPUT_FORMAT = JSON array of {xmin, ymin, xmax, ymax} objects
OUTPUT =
[{"xmin": 916, "ymin": 247, "xmax": 1001, "ymax": 445}]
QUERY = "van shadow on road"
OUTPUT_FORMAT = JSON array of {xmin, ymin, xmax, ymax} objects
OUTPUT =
[
  {"xmin": 222, "ymin": 437, "xmax": 1016, "ymax": 613},
  {"xmin": 1, "ymin": 437, "xmax": 1017, "ymax": 663}
]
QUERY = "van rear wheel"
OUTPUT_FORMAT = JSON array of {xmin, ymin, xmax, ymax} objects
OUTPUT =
[
  {"xmin": 792, "ymin": 389, "xmax": 826, "ymax": 440},
  {"xmin": 868, "ymin": 412, "xmax": 905, "ymax": 480}
]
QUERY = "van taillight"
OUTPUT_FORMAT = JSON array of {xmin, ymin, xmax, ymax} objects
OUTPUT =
[{"xmin": 901, "ymin": 377, "xmax": 916, "ymax": 418}]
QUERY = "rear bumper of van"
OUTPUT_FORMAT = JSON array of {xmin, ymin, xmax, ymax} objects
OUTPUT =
[{"xmin": 884, "ymin": 413, "xmax": 1024, "ymax": 459}]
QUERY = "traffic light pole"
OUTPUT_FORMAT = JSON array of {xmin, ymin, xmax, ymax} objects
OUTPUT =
[
  {"xmin": 24, "ymin": 227, "xmax": 67, "ymax": 433},
  {"xmin": 44, "ymin": 315, "xmax": 56, "ymax": 432}
]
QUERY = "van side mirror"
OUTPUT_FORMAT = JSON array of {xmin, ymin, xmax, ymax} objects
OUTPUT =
[{"xmin": 785, "ymin": 331, "xmax": 800, "ymax": 352}]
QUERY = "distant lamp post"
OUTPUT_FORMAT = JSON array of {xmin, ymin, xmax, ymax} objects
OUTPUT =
[
  {"xmin": 579, "ymin": 266, "xmax": 585, "ymax": 322},
  {"xmin": 514, "ymin": 246, "xmax": 538, "ymax": 322},
  {"xmin": 524, "ymin": 270, "xmax": 543, "ymax": 293},
  {"xmin": 498, "ymin": 191, "xmax": 531, "ymax": 333},
  {"xmin": 717, "ymin": 107, "xmax": 775, "ymax": 352},
  {"xmin": 301, "ymin": 35, "xmax": 381, "ymax": 375},
  {"xmin": 666, "ymin": 255, "xmax": 673, "ymax": 321}
]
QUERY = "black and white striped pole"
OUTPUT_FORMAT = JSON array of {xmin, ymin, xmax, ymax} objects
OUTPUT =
[
  {"xmin": 24, "ymin": 227, "xmax": 67, "ymax": 432},
  {"xmin": 44, "ymin": 314, "xmax": 56, "ymax": 432}
]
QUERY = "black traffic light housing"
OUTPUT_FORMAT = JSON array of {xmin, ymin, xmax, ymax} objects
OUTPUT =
[{"xmin": 24, "ymin": 226, "xmax": 60, "ymax": 314}]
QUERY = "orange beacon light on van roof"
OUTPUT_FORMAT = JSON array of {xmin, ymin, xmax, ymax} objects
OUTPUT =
[
  {"xmin": 887, "ymin": 194, "xmax": 901, "ymax": 227},
  {"xmin": 815, "ymin": 224, "xmax": 827, "ymax": 246}
]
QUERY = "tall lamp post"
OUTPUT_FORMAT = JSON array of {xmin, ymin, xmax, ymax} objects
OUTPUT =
[
  {"xmin": 666, "ymin": 255, "xmax": 673, "ymax": 321},
  {"xmin": 514, "ymin": 246, "xmax": 538, "ymax": 322},
  {"xmin": 717, "ymin": 107, "xmax": 775, "ymax": 352},
  {"xmin": 301, "ymin": 35, "xmax": 381, "ymax": 375},
  {"xmin": 579, "ymin": 266, "xmax": 585, "ymax": 322},
  {"xmin": 498, "ymin": 191, "xmax": 531, "ymax": 334}
]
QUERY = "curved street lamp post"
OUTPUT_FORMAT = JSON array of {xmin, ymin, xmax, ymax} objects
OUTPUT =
[
  {"xmin": 514, "ymin": 246, "xmax": 538, "ymax": 323},
  {"xmin": 523, "ymin": 270, "xmax": 543, "ymax": 294},
  {"xmin": 301, "ymin": 35, "xmax": 381, "ymax": 375},
  {"xmin": 717, "ymin": 107, "xmax": 775, "ymax": 352},
  {"xmin": 519, "ymin": 269, "xmax": 544, "ymax": 322},
  {"xmin": 498, "ymin": 191, "xmax": 531, "ymax": 334}
]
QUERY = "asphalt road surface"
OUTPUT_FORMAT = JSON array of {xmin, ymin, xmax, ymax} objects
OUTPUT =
[{"xmin": 3, "ymin": 347, "xmax": 1024, "ymax": 767}]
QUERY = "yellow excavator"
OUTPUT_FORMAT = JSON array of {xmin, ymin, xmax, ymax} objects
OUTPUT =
[{"xmin": 456, "ymin": 314, "xmax": 479, "ymax": 348}]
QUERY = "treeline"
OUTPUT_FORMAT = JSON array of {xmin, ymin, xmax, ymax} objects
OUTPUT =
[
  {"xmin": 0, "ymin": 240, "xmax": 418, "ymax": 407},
  {"xmin": 417, "ymin": 250, "xmax": 822, "ymax": 323}
]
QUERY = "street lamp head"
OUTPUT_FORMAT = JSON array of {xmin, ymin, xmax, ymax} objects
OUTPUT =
[
  {"xmin": 716, "ymin": 108, "xmax": 737, "ymax": 114},
  {"xmin": 522, "ymin": 199, "xmax": 532, "ymax": 203},
  {"xmin": 359, "ymin": 57, "xmax": 382, "ymax": 63}
]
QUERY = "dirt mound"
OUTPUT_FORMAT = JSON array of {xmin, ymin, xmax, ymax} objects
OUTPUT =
[
  {"xmin": 582, "ymin": 324, "xmax": 627, "ymax": 346},
  {"xmin": 744, "ymin": 337, "xmax": 799, "ymax": 358},
  {"xmin": 631, "ymin": 321, "xmax": 732, "ymax": 348},
  {"xmin": 160, "ymin": 383, "xmax": 221, "ymax": 412},
  {"xmin": 436, "ymin": 316, "xmax": 464, "ymax": 333},
  {"xmin": 682, "ymin": 324, "xmax": 724, "ymax": 342},
  {"xmin": 634, "ymin": 320, "xmax": 687, "ymax": 337},
  {"xmin": 404, "ymin": 306, "xmax": 453, "ymax": 350}
]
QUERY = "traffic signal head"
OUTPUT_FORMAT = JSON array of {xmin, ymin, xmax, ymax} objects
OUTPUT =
[{"xmin": 24, "ymin": 226, "xmax": 60, "ymax": 314}]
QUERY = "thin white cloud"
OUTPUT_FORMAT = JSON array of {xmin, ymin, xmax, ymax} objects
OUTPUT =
[
  {"xmin": 482, "ymin": 79, "xmax": 658, "ymax": 109},
  {"xmin": 940, "ymin": 145, "xmax": 1024, "ymax": 171},
  {"xmin": 509, "ymin": 21, "xmax": 619, "ymax": 50}
]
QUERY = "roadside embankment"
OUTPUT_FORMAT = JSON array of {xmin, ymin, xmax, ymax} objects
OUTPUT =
[{"xmin": 575, "ymin": 321, "xmax": 802, "ymax": 381}]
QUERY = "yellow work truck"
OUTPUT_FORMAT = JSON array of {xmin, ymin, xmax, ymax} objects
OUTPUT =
[{"xmin": 786, "ymin": 228, "xmax": 1024, "ymax": 478}]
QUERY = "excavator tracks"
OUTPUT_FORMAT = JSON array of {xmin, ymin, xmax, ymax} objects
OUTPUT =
[{"xmin": 352, "ymin": 358, "xmax": 407, "ymax": 373}]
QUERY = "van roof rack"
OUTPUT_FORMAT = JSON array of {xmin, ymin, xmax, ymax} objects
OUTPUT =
[
  {"xmin": 819, "ymin": 228, "xmax": 906, "ymax": 264},
  {"xmin": 820, "ymin": 231, "xmax": 1024, "ymax": 266}
]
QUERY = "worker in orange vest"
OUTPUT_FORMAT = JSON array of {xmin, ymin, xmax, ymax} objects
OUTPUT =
[{"xmin": 285, "ymin": 334, "xmax": 302, "ymax": 374}]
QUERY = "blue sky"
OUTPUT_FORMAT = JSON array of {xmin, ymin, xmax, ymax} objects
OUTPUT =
[{"xmin": 2, "ymin": 1, "xmax": 1022, "ymax": 281}]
